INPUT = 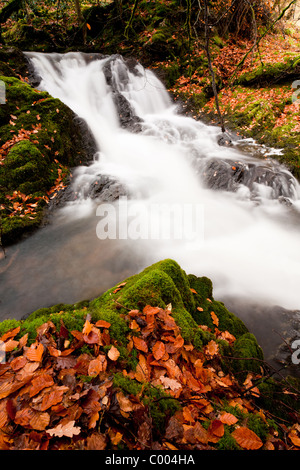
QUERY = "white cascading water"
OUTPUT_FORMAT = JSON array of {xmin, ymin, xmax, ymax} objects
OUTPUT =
[{"xmin": 21, "ymin": 52, "xmax": 300, "ymax": 310}]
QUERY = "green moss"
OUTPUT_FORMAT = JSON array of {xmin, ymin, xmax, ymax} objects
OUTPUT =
[
  {"xmin": 0, "ymin": 73, "xmax": 90, "ymax": 245},
  {"xmin": 217, "ymin": 429, "xmax": 240, "ymax": 450},
  {"xmin": 0, "ymin": 259, "xmax": 262, "ymax": 377},
  {"xmin": 236, "ymin": 55, "xmax": 300, "ymax": 87},
  {"xmin": 231, "ymin": 332, "xmax": 264, "ymax": 378},
  {"xmin": 247, "ymin": 413, "xmax": 269, "ymax": 441},
  {"xmin": 113, "ymin": 372, "xmax": 181, "ymax": 434},
  {"xmin": 257, "ymin": 376, "xmax": 300, "ymax": 422},
  {"xmin": 1, "ymin": 140, "xmax": 50, "ymax": 193}
]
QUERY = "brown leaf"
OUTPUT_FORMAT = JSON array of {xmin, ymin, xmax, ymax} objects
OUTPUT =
[
  {"xmin": 25, "ymin": 341, "xmax": 44, "ymax": 362},
  {"xmin": 152, "ymin": 341, "xmax": 166, "ymax": 361},
  {"xmin": 107, "ymin": 346, "xmax": 120, "ymax": 361},
  {"xmin": 132, "ymin": 336, "xmax": 148, "ymax": 353},
  {"xmin": 41, "ymin": 388, "xmax": 65, "ymax": 411},
  {"xmin": 204, "ymin": 340, "xmax": 219, "ymax": 358},
  {"xmin": 47, "ymin": 420, "xmax": 81, "ymax": 438},
  {"xmin": 210, "ymin": 311, "xmax": 219, "ymax": 327},
  {"xmin": 88, "ymin": 355, "xmax": 106, "ymax": 376},
  {"xmin": 29, "ymin": 410, "xmax": 51, "ymax": 431},
  {"xmin": 231, "ymin": 426, "xmax": 263, "ymax": 450},
  {"xmin": 116, "ymin": 391, "xmax": 133, "ymax": 413},
  {"xmin": 207, "ymin": 419, "xmax": 224, "ymax": 442},
  {"xmin": 289, "ymin": 429, "xmax": 300, "ymax": 447},
  {"xmin": 143, "ymin": 305, "xmax": 160, "ymax": 315},
  {"xmin": 95, "ymin": 320, "xmax": 111, "ymax": 329},
  {"xmin": 135, "ymin": 354, "xmax": 150, "ymax": 382},
  {"xmin": 219, "ymin": 412, "xmax": 238, "ymax": 425},
  {"xmin": 30, "ymin": 373, "xmax": 54, "ymax": 397},
  {"xmin": 0, "ymin": 326, "xmax": 20, "ymax": 342},
  {"xmin": 165, "ymin": 415, "xmax": 184, "ymax": 441},
  {"xmin": 86, "ymin": 433, "xmax": 107, "ymax": 450},
  {"xmin": 83, "ymin": 326, "xmax": 102, "ymax": 345}
]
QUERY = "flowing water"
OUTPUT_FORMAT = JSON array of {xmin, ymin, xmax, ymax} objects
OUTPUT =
[{"xmin": 1, "ymin": 52, "xmax": 300, "ymax": 365}]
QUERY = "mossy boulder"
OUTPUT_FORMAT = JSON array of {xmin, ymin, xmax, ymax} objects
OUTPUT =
[
  {"xmin": 1, "ymin": 140, "xmax": 50, "ymax": 193},
  {"xmin": 0, "ymin": 70, "xmax": 94, "ymax": 245},
  {"xmin": 7, "ymin": 258, "xmax": 261, "ymax": 377}
]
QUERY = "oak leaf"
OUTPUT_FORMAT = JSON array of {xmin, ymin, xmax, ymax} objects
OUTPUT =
[
  {"xmin": 47, "ymin": 420, "xmax": 81, "ymax": 438},
  {"xmin": 204, "ymin": 340, "xmax": 219, "ymax": 358}
]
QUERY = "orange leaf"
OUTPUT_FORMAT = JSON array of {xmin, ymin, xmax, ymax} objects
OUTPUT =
[
  {"xmin": 232, "ymin": 427, "xmax": 263, "ymax": 450},
  {"xmin": 289, "ymin": 429, "xmax": 300, "ymax": 447},
  {"xmin": 132, "ymin": 336, "xmax": 148, "ymax": 353},
  {"xmin": 0, "ymin": 326, "xmax": 20, "ymax": 342},
  {"xmin": 30, "ymin": 373, "xmax": 54, "ymax": 397},
  {"xmin": 219, "ymin": 412, "xmax": 238, "ymax": 425},
  {"xmin": 152, "ymin": 341, "xmax": 166, "ymax": 360},
  {"xmin": 82, "ymin": 319, "xmax": 93, "ymax": 335},
  {"xmin": 95, "ymin": 320, "xmax": 111, "ymax": 329},
  {"xmin": 143, "ymin": 305, "xmax": 160, "ymax": 315},
  {"xmin": 210, "ymin": 311, "xmax": 219, "ymax": 327},
  {"xmin": 190, "ymin": 288, "xmax": 197, "ymax": 294},
  {"xmin": 41, "ymin": 388, "xmax": 65, "ymax": 411},
  {"xmin": 25, "ymin": 341, "xmax": 44, "ymax": 362},
  {"xmin": 107, "ymin": 345, "xmax": 120, "ymax": 361},
  {"xmin": 204, "ymin": 340, "xmax": 219, "ymax": 358},
  {"xmin": 208, "ymin": 419, "xmax": 224, "ymax": 442},
  {"xmin": 88, "ymin": 355, "xmax": 107, "ymax": 376}
]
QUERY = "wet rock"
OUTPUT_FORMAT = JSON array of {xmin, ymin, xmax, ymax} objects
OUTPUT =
[
  {"xmin": 201, "ymin": 157, "xmax": 297, "ymax": 200},
  {"xmin": 217, "ymin": 132, "xmax": 233, "ymax": 147},
  {"xmin": 86, "ymin": 174, "xmax": 129, "ymax": 201},
  {"xmin": 103, "ymin": 55, "xmax": 143, "ymax": 133}
]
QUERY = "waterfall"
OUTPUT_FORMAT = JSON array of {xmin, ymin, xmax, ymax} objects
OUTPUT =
[{"xmin": 4, "ymin": 51, "xmax": 300, "ymax": 312}]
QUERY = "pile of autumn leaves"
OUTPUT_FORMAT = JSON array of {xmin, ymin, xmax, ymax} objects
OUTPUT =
[{"xmin": 0, "ymin": 303, "xmax": 299, "ymax": 450}]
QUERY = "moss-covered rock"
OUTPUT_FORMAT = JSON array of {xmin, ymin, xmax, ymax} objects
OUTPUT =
[
  {"xmin": 1, "ymin": 140, "xmax": 49, "ymax": 193},
  {"xmin": 3, "ymin": 258, "xmax": 261, "ymax": 377},
  {"xmin": 0, "ymin": 69, "xmax": 93, "ymax": 246}
]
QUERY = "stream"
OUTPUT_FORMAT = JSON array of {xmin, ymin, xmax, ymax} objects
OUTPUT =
[{"xmin": 1, "ymin": 52, "xmax": 300, "ymax": 371}]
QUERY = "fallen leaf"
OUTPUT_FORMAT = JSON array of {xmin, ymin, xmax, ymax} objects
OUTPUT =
[
  {"xmin": 204, "ymin": 340, "xmax": 219, "ymax": 358},
  {"xmin": 232, "ymin": 426, "xmax": 263, "ymax": 450},
  {"xmin": 210, "ymin": 311, "xmax": 219, "ymax": 327},
  {"xmin": 95, "ymin": 320, "xmax": 111, "ymax": 329},
  {"xmin": 30, "ymin": 373, "xmax": 54, "ymax": 397},
  {"xmin": 219, "ymin": 412, "xmax": 238, "ymax": 425},
  {"xmin": 132, "ymin": 336, "xmax": 148, "ymax": 353},
  {"xmin": 152, "ymin": 341, "xmax": 165, "ymax": 360},
  {"xmin": 107, "ymin": 345, "xmax": 120, "ymax": 361},
  {"xmin": 41, "ymin": 388, "xmax": 65, "ymax": 411},
  {"xmin": 47, "ymin": 420, "xmax": 81, "ymax": 438},
  {"xmin": 25, "ymin": 341, "xmax": 44, "ymax": 362}
]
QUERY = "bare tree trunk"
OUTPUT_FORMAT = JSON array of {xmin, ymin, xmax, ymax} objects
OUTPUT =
[
  {"xmin": 74, "ymin": 0, "xmax": 86, "ymax": 44},
  {"xmin": 203, "ymin": 0, "xmax": 225, "ymax": 133}
]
